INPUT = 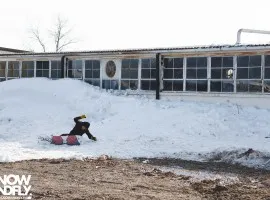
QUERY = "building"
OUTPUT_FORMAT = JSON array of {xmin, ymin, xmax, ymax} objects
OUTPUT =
[
  {"xmin": 0, "ymin": 47, "xmax": 30, "ymax": 54},
  {"xmin": 0, "ymin": 42, "xmax": 270, "ymax": 108}
]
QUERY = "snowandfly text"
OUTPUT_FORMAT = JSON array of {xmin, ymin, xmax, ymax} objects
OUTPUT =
[{"xmin": 0, "ymin": 174, "xmax": 32, "ymax": 199}]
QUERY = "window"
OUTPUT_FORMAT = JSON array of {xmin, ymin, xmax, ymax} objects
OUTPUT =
[
  {"xmin": 85, "ymin": 60, "xmax": 100, "ymax": 87},
  {"xmin": 68, "ymin": 60, "xmax": 83, "ymax": 79},
  {"xmin": 163, "ymin": 58, "xmax": 183, "ymax": 91},
  {"xmin": 0, "ymin": 61, "xmax": 6, "ymax": 78},
  {"xmin": 236, "ymin": 55, "xmax": 262, "ymax": 92},
  {"xmin": 121, "ymin": 59, "xmax": 138, "ymax": 90},
  {"xmin": 36, "ymin": 61, "xmax": 49, "ymax": 78},
  {"xmin": 210, "ymin": 56, "xmax": 234, "ymax": 92},
  {"xmin": 22, "ymin": 61, "xmax": 34, "ymax": 78},
  {"xmin": 8, "ymin": 61, "xmax": 19, "ymax": 78},
  {"xmin": 186, "ymin": 57, "xmax": 207, "ymax": 92},
  {"xmin": 51, "ymin": 61, "xmax": 61, "ymax": 79},
  {"xmin": 264, "ymin": 55, "xmax": 270, "ymax": 93},
  {"xmin": 141, "ymin": 58, "xmax": 156, "ymax": 90},
  {"xmin": 102, "ymin": 80, "xmax": 118, "ymax": 90}
]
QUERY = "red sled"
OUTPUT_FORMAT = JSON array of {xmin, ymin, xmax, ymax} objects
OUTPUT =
[
  {"xmin": 51, "ymin": 136, "xmax": 64, "ymax": 145},
  {"xmin": 66, "ymin": 135, "xmax": 80, "ymax": 145}
]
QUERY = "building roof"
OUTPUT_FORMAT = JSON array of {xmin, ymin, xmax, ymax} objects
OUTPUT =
[
  {"xmin": 0, "ymin": 46, "xmax": 30, "ymax": 54},
  {"xmin": 1, "ymin": 43, "xmax": 270, "ymax": 56}
]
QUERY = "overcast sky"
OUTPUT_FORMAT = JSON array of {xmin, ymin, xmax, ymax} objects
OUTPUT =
[{"xmin": 1, "ymin": 0, "xmax": 270, "ymax": 52}]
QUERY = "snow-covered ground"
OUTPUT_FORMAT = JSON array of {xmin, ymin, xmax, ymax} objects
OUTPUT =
[{"xmin": 0, "ymin": 78, "xmax": 270, "ymax": 169}]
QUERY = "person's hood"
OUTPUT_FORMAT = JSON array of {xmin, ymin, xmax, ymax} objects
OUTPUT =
[{"xmin": 82, "ymin": 122, "xmax": 90, "ymax": 129}]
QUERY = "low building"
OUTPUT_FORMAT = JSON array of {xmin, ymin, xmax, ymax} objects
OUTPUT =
[{"xmin": 0, "ymin": 43, "xmax": 270, "ymax": 108}]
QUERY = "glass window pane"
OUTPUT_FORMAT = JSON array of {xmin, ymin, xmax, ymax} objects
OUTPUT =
[
  {"xmin": 186, "ymin": 69, "xmax": 196, "ymax": 79},
  {"xmin": 36, "ymin": 61, "xmax": 42, "ymax": 70},
  {"xmin": 36, "ymin": 69, "xmax": 42, "ymax": 77},
  {"xmin": 163, "ymin": 58, "xmax": 169, "ymax": 68},
  {"xmin": 150, "ymin": 80, "xmax": 156, "ymax": 90},
  {"xmin": 121, "ymin": 80, "xmax": 129, "ymax": 90},
  {"xmin": 164, "ymin": 69, "xmax": 173, "ymax": 79},
  {"xmin": 93, "ymin": 60, "xmax": 100, "ymax": 70},
  {"xmin": 211, "ymin": 69, "xmax": 221, "ymax": 79},
  {"xmin": 265, "ymin": 55, "xmax": 270, "ymax": 67},
  {"xmin": 130, "ymin": 69, "xmax": 138, "ymax": 79},
  {"xmin": 85, "ymin": 60, "xmax": 92, "ymax": 70},
  {"xmin": 249, "ymin": 67, "xmax": 261, "ymax": 79},
  {"xmin": 163, "ymin": 80, "xmax": 173, "ymax": 91},
  {"xmin": 237, "ymin": 56, "xmax": 249, "ymax": 67},
  {"xmin": 75, "ymin": 60, "xmax": 82, "ymax": 69},
  {"xmin": 187, "ymin": 58, "xmax": 196, "ymax": 67},
  {"xmin": 121, "ymin": 69, "xmax": 129, "ymax": 79},
  {"xmin": 92, "ymin": 70, "xmax": 100, "ymax": 78},
  {"xmin": 122, "ymin": 59, "xmax": 129, "ymax": 69},
  {"xmin": 211, "ymin": 57, "xmax": 222, "ymax": 68},
  {"xmin": 51, "ymin": 61, "xmax": 60, "ymax": 70},
  {"xmin": 197, "ymin": 69, "xmax": 207, "ymax": 79},
  {"xmin": 223, "ymin": 57, "xmax": 233, "ymax": 67},
  {"xmin": 197, "ymin": 57, "xmax": 207, "ymax": 68},
  {"xmin": 173, "ymin": 80, "xmax": 183, "ymax": 91},
  {"xmin": 211, "ymin": 81, "xmax": 221, "ymax": 92},
  {"xmin": 130, "ymin": 80, "xmax": 138, "ymax": 90},
  {"xmin": 249, "ymin": 81, "xmax": 262, "ymax": 92},
  {"xmin": 249, "ymin": 55, "xmax": 261, "ymax": 67},
  {"xmin": 43, "ymin": 70, "xmax": 49, "ymax": 77},
  {"xmin": 265, "ymin": 68, "xmax": 270, "ymax": 79},
  {"xmin": 43, "ymin": 61, "xmax": 49, "ymax": 70},
  {"xmin": 197, "ymin": 80, "xmax": 207, "ymax": 91},
  {"xmin": 0, "ymin": 62, "xmax": 6, "ymax": 77},
  {"xmin": 22, "ymin": 61, "xmax": 34, "ymax": 70},
  {"xmin": 166, "ymin": 58, "xmax": 173, "ymax": 68},
  {"xmin": 222, "ymin": 81, "xmax": 234, "ymax": 92},
  {"xmin": 88, "ymin": 79, "xmax": 100, "ymax": 87},
  {"xmin": 141, "ymin": 80, "xmax": 150, "ymax": 90},
  {"xmin": 237, "ymin": 81, "xmax": 249, "ymax": 92},
  {"xmin": 51, "ymin": 70, "xmax": 58, "ymax": 78},
  {"xmin": 151, "ymin": 69, "xmax": 156, "ymax": 79},
  {"xmin": 8, "ymin": 61, "xmax": 19, "ymax": 77},
  {"xmin": 130, "ymin": 59, "xmax": 138, "ymax": 69},
  {"xmin": 174, "ymin": 58, "xmax": 183, "ymax": 68},
  {"xmin": 141, "ymin": 59, "xmax": 150, "ymax": 69},
  {"xmin": 237, "ymin": 68, "xmax": 248, "ymax": 79},
  {"xmin": 85, "ymin": 70, "xmax": 92, "ymax": 78},
  {"xmin": 68, "ymin": 60, "xmax": 73, "ymax": 69},
  {"xmin": 186, "ymin": 80, "xmax": 196, "ymax": 91},
  {"xmin": 264, "ymin": 81, "xmax": 270, "ymax": 92},
  {"xmin": 150, "ymin": 59, "xmax": 156, "ymax": 69},
  {"xmin": 174, "ymin": 69, "xmax": 183, "ymax": 79},
  {"xmin": 141, "ymin": 69, "xmax": 150, "ymax": 78},
  {"xmin": 28, "ymin": 70, "xmax": 34, "ymax": 77}
]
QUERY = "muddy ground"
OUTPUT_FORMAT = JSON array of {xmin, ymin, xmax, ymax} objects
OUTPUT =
[{"xmin": 0, "ymin": 156, "xmax": 270, "ymax": 200}]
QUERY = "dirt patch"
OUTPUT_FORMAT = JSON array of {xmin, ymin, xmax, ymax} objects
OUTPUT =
[{"xmin": 0, "ymin": 157, "xmax": 269, "ymax": 200}]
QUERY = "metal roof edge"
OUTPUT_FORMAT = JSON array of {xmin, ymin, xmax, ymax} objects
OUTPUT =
[{"xmin": 1, "ymin": 43, "xmax": 270, "ymax": 57}]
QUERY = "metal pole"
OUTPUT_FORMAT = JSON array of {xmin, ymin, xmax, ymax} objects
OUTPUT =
[
  {"xmin": 156, "ymin": 53, "xmax": 160, "ymax": 100},
  {"xmin": 236, "ymin": 28, "xmax": 270, "ymax": 44}
]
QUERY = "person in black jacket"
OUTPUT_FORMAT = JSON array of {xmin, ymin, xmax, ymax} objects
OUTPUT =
[{"xmin": 61, "ymin": 115, "xmax": 97, "ymax": 141}]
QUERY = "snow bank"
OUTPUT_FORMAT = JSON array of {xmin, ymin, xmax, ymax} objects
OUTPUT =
[{"xmin": 0, "ymin": 78, "xmax": 270, "ymax": 169}]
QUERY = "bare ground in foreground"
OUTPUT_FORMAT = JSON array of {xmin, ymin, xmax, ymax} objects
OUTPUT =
[{"xmin": 0, "ymin": 157, "xmax": 270, "ymax": 200}]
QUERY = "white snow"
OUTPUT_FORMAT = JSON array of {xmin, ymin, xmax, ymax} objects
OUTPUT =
[{"xmin": 0, "ymin": 78, "xmax": 270, "ymax": 169}]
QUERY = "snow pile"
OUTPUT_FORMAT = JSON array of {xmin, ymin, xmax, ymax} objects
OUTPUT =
[{"xmin": 0, "ymin": 78, "xmax": 270, "ymax": 169}]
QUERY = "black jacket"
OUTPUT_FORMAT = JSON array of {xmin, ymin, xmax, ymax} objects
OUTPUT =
[{"xmin": 69, "ymin": 116, "xmax": 91, "ymax": 136}]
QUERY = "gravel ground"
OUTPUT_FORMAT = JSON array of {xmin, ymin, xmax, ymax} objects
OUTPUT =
[{"xmin": 0, "ymin": 156, "xmax": 270, "ymax": 200}]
